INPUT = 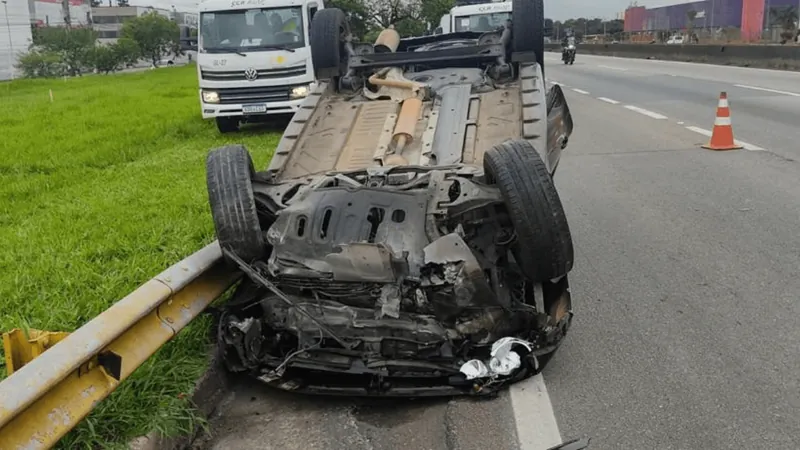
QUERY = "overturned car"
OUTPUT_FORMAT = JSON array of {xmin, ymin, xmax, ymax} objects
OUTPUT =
[{"xmin": 205, "ymin": 0, "xmax": 575, "ymax": 396}]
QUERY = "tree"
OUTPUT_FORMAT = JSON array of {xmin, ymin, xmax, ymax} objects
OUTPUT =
[
  {"xmin": 326, "ymin": 0, "xmax": 372, "ymax": 39},
  {"xmin": 88, "ymin": 45, "xmax": 120, "ymax": 73},
  {"xmin": 114, "ymin": 37, "xmax": 141, "ymax": 67},
  {"xmin": 326, "ymin": 0, "xmax": 453, "ymax": 40},
  {"xmin": 770, "ymin": 6, "xmax": 797, "ymax": 43},
  {"xmin": 686, "ymin": 10, "xmax": 697, "ymax": 42},
  {"xmin": 30, "ymin": 27, "xmax": 98, "ymax": 75},
  {"xmin": 417, "ymin": 0, "xmax": 454, "ymax": 31},
  {"xmin": 15, "ymin": 50, "xmax": 66, "ymax": 78},
  {"xmin": 90, "ymin": 0, "xmax": 102, "ymax": 6},
  {"xmin": 117, "ymin": 0, "xmax": 129, "ymax": 6},
  {"xmin": 121, "ymin": 12, "xmax": 180, "ymax": 66}
]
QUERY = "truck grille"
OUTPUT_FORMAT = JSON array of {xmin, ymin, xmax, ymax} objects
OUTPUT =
[
  {"xmin": 201, "ymin": 64, "xmax": 306, "ymax": 81},
  {"xmin": 216, "ymin": 86, "xmax": 291, "ymax": 104}
]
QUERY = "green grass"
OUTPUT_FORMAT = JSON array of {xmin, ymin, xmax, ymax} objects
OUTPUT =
[{"xmin": 0, "ymin": 65, "xmax": 280, "ymax": 448}]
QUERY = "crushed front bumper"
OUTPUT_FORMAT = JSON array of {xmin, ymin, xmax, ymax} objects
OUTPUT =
[{"xmin": 217, "ymin": 276, "xmax": 572, "ymax": 398}]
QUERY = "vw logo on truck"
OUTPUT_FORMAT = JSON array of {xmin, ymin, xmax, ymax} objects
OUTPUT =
[{"xmin": 244, "ymin": 67, "xmax": 258, "ymax": 81}]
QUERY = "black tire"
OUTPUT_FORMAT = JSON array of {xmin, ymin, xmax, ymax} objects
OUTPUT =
[
  {"xmin": 216, "ymin": 116, "xmax": 239, "ymax": 133},
  {"xmin": 206, "ymin": 145, "xmax": 265, "ymax": 265},
  {"xmin": 483, "ymin": 140, "xmax": 573, "ymax": 281},
  {"xmin": 512, "ymin": 0, "xmax": 545, "ymax": 70},
  {"xmin": 309, "ymin": 8, "xmax": 349, "ymax": 80}
]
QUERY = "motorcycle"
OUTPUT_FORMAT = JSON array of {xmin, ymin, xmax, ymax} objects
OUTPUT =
[{"xmin": 562, "ymin": 44, "xmax": 576, "ymax": 65}]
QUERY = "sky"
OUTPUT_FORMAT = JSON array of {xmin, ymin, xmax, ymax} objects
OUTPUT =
[{"xmin": 128, "ymin": 0, "xmax": 695, "ymax": 21}]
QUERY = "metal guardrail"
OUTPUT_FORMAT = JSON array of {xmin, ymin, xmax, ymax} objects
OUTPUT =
[{"xmin": 0, "ymin": 242, "xmax": 241, "ymax": 449}]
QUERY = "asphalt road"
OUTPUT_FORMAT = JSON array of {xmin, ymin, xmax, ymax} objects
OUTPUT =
[{"xmin": 195, "ymin": 55, "xmax": 800, "ymax": 450}]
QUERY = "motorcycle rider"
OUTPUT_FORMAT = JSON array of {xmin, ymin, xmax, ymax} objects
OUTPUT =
[{"xmin": 561, "ymin": 31, "xmax": 576, "ymax": 63}]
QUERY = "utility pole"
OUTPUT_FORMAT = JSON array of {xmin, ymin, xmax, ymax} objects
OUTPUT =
[
  {"xmin": 61, "ymin": 0, "xmax": 71, "ymax": 27},
  {"xmin": 2, "ymin": 0, "xmax": 13, "ymax": 79}
]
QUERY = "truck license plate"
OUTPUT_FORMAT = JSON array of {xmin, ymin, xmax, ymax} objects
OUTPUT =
[{"xmin": 242, "ymin": 104, "xmax": 267, "ymax": 114}]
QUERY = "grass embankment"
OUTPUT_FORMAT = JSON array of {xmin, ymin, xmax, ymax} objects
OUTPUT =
[{"xmin": 0, "ymin": 66, "xmax": 279, "ymax": 448}]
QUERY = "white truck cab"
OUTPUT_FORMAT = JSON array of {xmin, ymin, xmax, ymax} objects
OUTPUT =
[
  {"xmin": 434, "ymin": 0, "xmax": 511, "ymax": 35},
  {"xmin": 197, "ymin": 0, "xmax": 322, "ymax": 133}
]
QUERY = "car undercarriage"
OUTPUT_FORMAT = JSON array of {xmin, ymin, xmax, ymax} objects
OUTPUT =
[{"xmin": 205, "ymin": 0, "xmax": 576, "ymax": 397}]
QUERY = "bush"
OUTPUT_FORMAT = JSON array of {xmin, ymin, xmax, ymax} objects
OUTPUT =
[
  {"xmin": 16, "ymin": 50, "xmax": 66, "ymax": 78},
  {"xmin": 33, "ymin": 27, "xmax": 98, "ymax": 75},
  {"xmin": 115, "ymin": 38, "xmax": 142, "ymax": 67},
  {"xmin": 89, "ymin": 45, "xmax": 120, "ymax": 73}
]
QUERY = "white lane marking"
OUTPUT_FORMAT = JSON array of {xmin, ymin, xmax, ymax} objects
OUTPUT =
[
  {"xmin": 511, "ymin": 374, "xmax": 562, "ymax": 450},
  {"xmin": 685, "ymin": 126, "xmax": 765, "ymax": 151},
  {"xmin": 598, "ymin": 64, "xmax": 628, "ymax": 71},
  {"xmin": 549, "ymin": 80, "xmax": 565, "ymax": 86},
  {"xmin": 733, "ymin": 84, "xmax": 800, "ymax": 97},
  {"xmin": 597, "ymin": 97, "xmax": 620, "ymax": 104},
  {"xmin": 571, "ymin": 88, "xmax": 589, "ymax": 94},
  {"xmin": 624, "ymin": 105, "xmax": 667, "ymax": 119}
]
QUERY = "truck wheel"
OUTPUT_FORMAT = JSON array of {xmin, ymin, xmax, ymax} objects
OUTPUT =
[
  {"xmin": 206, "ymin": 145, "xmax": 265, "ymax": 265},
  {"xmin": 309, "ymin": 8, "xmax": 350, "ymax": 80},
  {"xmin": 512, "ymin": 0, "xmax": 545, "ymax": 70},
  {"xmin": 483, "ymin": 140, "xmax": 573, "ymax": 281},
  {"xmin": 216, "ymin": 116, "xmax": 239, "ymax": 133}
]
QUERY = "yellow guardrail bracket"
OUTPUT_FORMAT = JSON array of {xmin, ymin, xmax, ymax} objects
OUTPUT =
[
  {"xmin": 2, "ymin": 328, "xmax": 70, "ymax": 375},
  {"xmin": 97, "ymin": 351, "xmax": 123, "ymax": 381},
  {"xmin": 0, "ymin": 242, "xmax": 240, "ymax": 448}
]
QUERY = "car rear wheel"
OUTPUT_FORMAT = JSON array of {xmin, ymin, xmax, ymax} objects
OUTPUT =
[
  {"xmin": 309, "ymin": 8, "xmax": 349, "ymax": 80},
  {"xmin": 215, "ymin": 116, "xmax": 239, "ymax": 133},
  {"xmin": 512, "ymin": 0, "xmax": 545, "ymax": 72},
  {"xmin": 206, "ymin": 145, "xmax": 265, "ymax": 265},
  {"xmin": 483, "ymin": 139, "xmax": 573, "ymax": 281}
]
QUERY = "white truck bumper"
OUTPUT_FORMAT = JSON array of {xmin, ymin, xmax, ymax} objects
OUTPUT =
[
  {"xmin": 199, "ymin": 83, "xmax": 314, "ymax": 119},
  {"xmin": 200, "ymin": 97, "xmax": 306, "ymax": 119}
]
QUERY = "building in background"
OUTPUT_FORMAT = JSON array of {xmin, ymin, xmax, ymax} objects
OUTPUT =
[
  {"xmin": 30, "ymin": 0, "xmax": 91, "ymax": 27},
  {"xmin": 0, "ymin": 0, "xmax": 33, "ymax": 80},
  {"xmin": 624, "ymin": 5, "xmax": 647, "ymax": 31},
  {"xmin": 91, "ymin": 5, "xmax": 170, "ymax": 43},
  {"xmin": 91, "ymin": 6, "xmax": 197, "ymax": 44},
  {"xmin": 741, "ymin": 0, "xmax": 765, "ymax": 40},
  {"xmin": 623, "ymin": 0, "xmax": 795, "ymax": 40}
]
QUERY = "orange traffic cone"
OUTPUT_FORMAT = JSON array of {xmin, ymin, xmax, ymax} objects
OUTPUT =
[{"xmin": 702, "ymin": 92, "xmax": 742, "ymax": 151}]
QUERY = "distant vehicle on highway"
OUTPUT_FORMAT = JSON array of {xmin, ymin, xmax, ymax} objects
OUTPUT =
[{"xmin": 666, "ymin": 35, "xmax": 685, "ymax": 44}]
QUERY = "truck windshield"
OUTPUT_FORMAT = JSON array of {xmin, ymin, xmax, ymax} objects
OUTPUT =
[
  {"xmin": 453, "ymin": 12, "xmax": 510, "ymax": 32},
  {"xmin": 200, "ymin": 7, "xmax": 305, "ymax": 52}
]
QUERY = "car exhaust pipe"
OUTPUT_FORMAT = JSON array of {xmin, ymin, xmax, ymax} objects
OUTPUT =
[
  {"xmin": 374, "ymin": 25, "xmax": 400, "ymax": 53},
  {"xmin": 391, "ymin": 97, "xmax": 422, "ymax": 155}
]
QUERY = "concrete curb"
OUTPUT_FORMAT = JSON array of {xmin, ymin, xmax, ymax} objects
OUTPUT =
[{"xmin": 128, "ymin": 347, "xmax": 231, "ymax": 450}]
